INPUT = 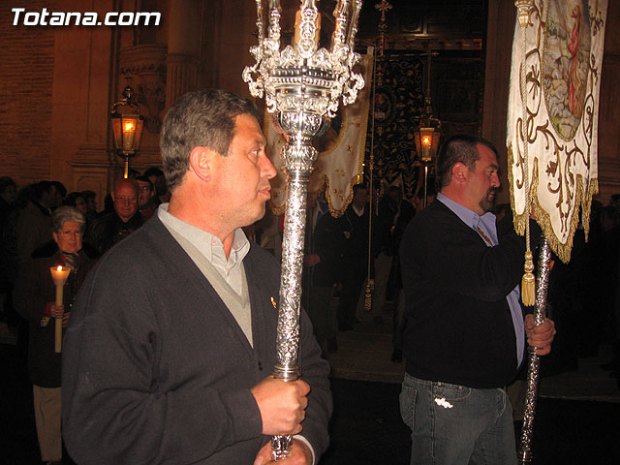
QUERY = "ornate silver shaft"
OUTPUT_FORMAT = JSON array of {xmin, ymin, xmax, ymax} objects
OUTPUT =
[
  {"xmin": 271, "ymin": 123, "xmax": 319, "ymax": 460},
  {"xmin": 518, "ymin": 237, "xmax": 552, "ymax": 464},
  {"xmin": 273, "ymin": 138, "xmax": 317, "ymax": 379}
]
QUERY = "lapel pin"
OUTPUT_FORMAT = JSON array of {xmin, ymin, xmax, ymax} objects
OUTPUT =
[{"xmin": 270, "ymin": 297, "xmax": 277, "ymax": 309}]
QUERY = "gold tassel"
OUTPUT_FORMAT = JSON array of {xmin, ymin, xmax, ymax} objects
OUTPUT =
[
  {"xmin": 364, "ymin": 279, "xmax": 375, "ymax": 311},
  {"xmin": 521, "ymin": 250, "xmax": 536, "ymax": 306}
]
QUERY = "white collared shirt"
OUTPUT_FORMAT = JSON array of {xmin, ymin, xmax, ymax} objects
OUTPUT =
[{"xmin": 157, "ymin": 204, "xmax": 250, "ymax": 296}]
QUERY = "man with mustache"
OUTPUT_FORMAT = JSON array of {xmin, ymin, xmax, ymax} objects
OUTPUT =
[
  {"xmin": 62, "ymin": 89, "xmax": 331, "ymax": 465},
  {"xmin": 398, "ymin": 135, "xmax": 556, "ymax": 465}
]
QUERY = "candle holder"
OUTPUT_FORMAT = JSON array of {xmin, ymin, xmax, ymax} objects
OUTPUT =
[
  {"xmin": 243, "ymin": 0, "xmax": 365, "ymax": 460},
  {"xmin": 111, "ymin": 86, "xmax": 144, "ymax": 179},
  {"xmin": 50, "ymin": 265, "xmax": 71, "ymax": 353},
  {"xmin": 413, "ymin": 48, "xmax": 440, "ymax": 208}
]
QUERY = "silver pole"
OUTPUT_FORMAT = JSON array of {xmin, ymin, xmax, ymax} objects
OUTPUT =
[
  {"xmin": 518, "ymin": 237, "xmax": 552, "ymax": 464},
  {"xmin": 272, "ymin": 126, "xmax": 318, "ymax": 381},
  {"xmin": 270, "ymin": 140, "xmax": 316, "ymax": 457}
]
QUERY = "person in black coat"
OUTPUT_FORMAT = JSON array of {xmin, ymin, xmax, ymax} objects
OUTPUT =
[
  {"xmin": 337, "ymin": 184, "xmax": 375, "ymax": 331},
  {"xmin": 13, "ymin": 206, "xmax": 95, "ymax": 465},
  {"xmin": 303, "ymin": 190, "xmax": 346, "ymax": 355}
]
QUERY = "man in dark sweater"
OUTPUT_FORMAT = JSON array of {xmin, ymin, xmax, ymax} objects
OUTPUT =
[
  {"xmin": 399, "ymin": 135, "xmax": 556, "ymax": 465},
  {"xmin": 62, "ymin": 90, "xmax": 330, "ymax": 465}
]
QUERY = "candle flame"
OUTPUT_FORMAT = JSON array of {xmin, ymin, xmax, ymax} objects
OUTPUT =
[{"xmin": 56, "ymin": 265, "xmax": 63, "ymax": 271}]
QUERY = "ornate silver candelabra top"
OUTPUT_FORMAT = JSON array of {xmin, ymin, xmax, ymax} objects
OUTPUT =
[{"xmin": 243, "ymin": 0, "xmax": 365, "ymax": 119}]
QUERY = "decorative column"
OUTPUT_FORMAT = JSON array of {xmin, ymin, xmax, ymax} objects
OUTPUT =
[
  {"xmin": 119, "ymin": 45, "xmax": 167, "ymax": 170},
  {"xmin": 165, "ymin": 0, "xmax": 202, "ymax": 108}
]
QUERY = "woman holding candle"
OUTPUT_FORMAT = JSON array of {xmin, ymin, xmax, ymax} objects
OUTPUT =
[{"xmin": 13, "ymin": 206, "xmax": 95, "ymax": 465}]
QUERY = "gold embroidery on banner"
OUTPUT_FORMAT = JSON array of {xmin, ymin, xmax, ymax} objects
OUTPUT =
[{"xmin": 507, "ymin": 0, "xmax": 604, "ymax": 264}]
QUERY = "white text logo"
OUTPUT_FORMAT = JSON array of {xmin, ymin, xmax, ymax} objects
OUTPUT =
[{"xmin": 12, "ymin": 8, "xmax": 161, "ymax": 27}]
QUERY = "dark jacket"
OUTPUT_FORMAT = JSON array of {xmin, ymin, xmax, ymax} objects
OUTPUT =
[
  {"xmin": 85, "ymin": 211, "xmax": 143, "ymax": 256},
  {"xmin": 339, "ymin": 204, "xmax": 377, "ymax": 266},
  {"xmin": 304, "ymin": 211, "xmax": 346, "ymax": 287},
  {"xmin": 62, "ymin": 216, "xmax": 331, "ymax": 465},
  {"xmin": 400, "ymin": 200, "xmax": 526, "ymax": 388},
  {"xmin": 13, "ymin": 244, "xmax": 95, "ymax": 386},
  {"xmin": 376, "ymin": 197, "xmax": 416, "ymax": 257}
]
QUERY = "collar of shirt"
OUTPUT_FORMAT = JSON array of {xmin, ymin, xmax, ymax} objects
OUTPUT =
[
  {"xmin": 317, "ymin": 199, "xmax": 329, "ymax": 215},
  {"xmin": 436, "ymin": 193, "xmax": 497, "ymax": 242},
  {"xmin": 351, "ymin": 204, "xmax": 365, "ymax": 217},
  {"xmin": 157, "ymin": 204, "xmax": 250, "ymax": 276}
]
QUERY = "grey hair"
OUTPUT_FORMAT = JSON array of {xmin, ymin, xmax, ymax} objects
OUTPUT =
[
  {"xmin": 159, "ymin": 89, "xmax": 260, "ymax": 192},
  {"xmin": 52, "ymin": 206, "xmax": 86, "ymax": 232}
]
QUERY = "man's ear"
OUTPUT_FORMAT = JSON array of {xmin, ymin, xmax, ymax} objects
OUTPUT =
[
  {"xmin": 452, "ymin": 162, "xmax": 469, "ymax": 185},
  {"xmin": 189, "ymin": 146, "xmax": 216, "ymax": 182}
]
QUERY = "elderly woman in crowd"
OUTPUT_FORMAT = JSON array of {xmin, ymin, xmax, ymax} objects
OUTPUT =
[{"xmin": 13, "ymin": 206, "xmax": 95, "ymax": 465}]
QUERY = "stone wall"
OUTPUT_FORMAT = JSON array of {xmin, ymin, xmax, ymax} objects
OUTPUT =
[{"xmin": 0, "ymin": 0, "xmax": 57, "ymax": 185}]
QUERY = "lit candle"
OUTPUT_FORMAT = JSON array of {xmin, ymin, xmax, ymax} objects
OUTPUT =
[
  {"xmin": 420, "ymin": 128, "xmax": 434, "ymax": 162},
  {"xmin": 49, "ymin": 265, "xmax": 71, "ymax": 353},
  {"xmin": 122, "ymin": 117, "xmax": 137, "ymax": 151}
]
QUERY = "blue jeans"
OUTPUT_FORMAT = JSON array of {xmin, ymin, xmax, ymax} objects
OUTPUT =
[{"xmin": 399, "ymin": 374, "xmax": 517, "ymax": 465}]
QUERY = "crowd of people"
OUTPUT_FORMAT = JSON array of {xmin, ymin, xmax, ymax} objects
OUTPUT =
[
  {"xmin": 0, "ymin": 171, "xmax": 167, "ymax": 464},
  {"xmin": 0, "ymin": 88, "xmax": 617, "ymax": 465}
]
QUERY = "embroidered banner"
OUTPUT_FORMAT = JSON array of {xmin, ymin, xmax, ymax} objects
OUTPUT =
[
  {"xmin": 265, "ymin": 49, "xmax": 374, "ymax": 217},
  {"xmin": 506, "ymin": 0, "xmax": 607, "ymax": 262}
]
